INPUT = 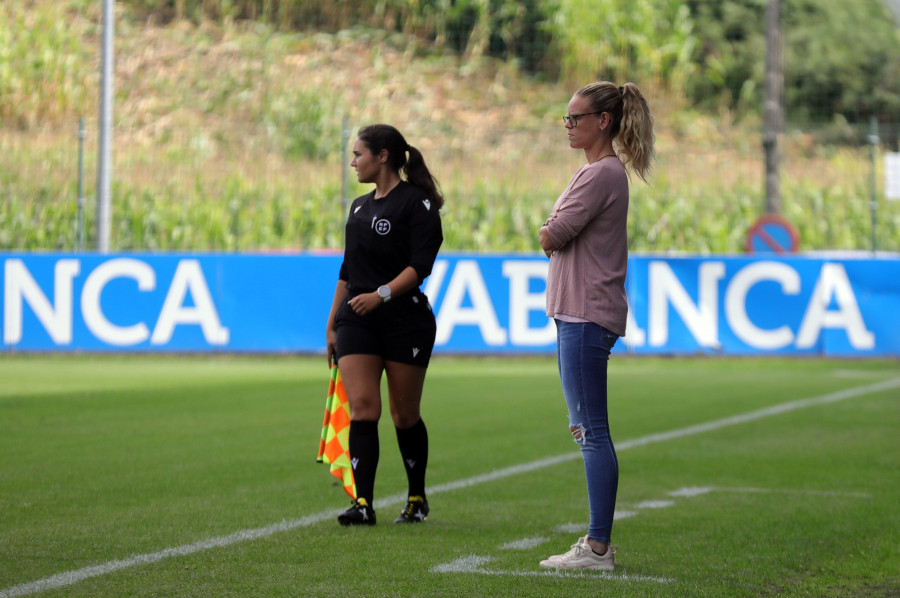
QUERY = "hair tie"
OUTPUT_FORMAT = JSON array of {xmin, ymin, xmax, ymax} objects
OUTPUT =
[
  {"xmin": 618, "ymin": 85, "xmax": 624, "ymax": 95},
  {"xmin": 405, "ymin": 144, "xmax": 411, "ymax": 151}
]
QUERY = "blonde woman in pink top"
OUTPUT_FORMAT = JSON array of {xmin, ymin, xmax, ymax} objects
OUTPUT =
[{"xmin": 538, "ymin": 81, "xmax": 655, "ymax": 571}]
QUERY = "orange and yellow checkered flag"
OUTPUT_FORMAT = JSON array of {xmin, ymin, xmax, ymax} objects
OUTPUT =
[{"xmin": 316, "ymin": 365, "xmax": 356, "ymax": 499}]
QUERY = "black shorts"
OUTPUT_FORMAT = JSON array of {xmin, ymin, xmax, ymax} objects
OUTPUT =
[{"xmin": 335, "ymin": 290, "xmax": 437, "ymax": 368}]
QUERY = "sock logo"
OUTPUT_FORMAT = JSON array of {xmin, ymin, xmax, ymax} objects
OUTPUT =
[
  {"xmin": 351, "ymin": 457, "xmax": 359, "ymax": 469},
  {"xmin": 406, "ymin": 459, "xmax": 416, "ymax": 469}
]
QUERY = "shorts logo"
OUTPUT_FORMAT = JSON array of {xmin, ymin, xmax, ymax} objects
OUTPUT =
[
  {"xmin": 374, "ymin": 219, "xmax": 391, "ymax": 235},
  {"xmin": 412, "ymin": 347, "xmax": 420, "ymax": 358}
]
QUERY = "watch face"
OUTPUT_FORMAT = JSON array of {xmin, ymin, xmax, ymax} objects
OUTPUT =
[{"xmin": 378, "ymin": 285, "xmax": 390, "ymax": 299}]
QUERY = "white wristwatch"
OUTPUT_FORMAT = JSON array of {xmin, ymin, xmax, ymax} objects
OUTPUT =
[{"xmin": 377, "ymin": 285, "xmax": 392, "ymax": 303}]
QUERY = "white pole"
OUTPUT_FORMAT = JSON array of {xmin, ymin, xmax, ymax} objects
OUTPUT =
[{"xmin": 96, "ymin": 0, "xmax": 114, "ymax": 253}]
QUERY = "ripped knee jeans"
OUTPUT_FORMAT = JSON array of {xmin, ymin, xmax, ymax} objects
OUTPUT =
[{"xmin": 555, "ymin": 319, "xmax": 620, "ymax": 544}]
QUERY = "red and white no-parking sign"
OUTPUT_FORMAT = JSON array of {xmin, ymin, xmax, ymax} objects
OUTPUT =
[{"xmin": 745, "ymin": 215, "xmax": 799, "ymax": 255}]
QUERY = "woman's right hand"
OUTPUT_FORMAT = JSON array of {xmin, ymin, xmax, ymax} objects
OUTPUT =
[
  {"xmin": 326, "ymin": 326, "xmax": 338, "ymax": 368},
  {"xmin": 326, "ymin": 280, "xmax": 350, "ymax": 368}
]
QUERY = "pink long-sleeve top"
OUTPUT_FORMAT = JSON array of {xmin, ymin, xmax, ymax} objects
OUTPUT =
[{"xmin": 544, "ymin": 157, "xmax": 629, "ymax": 337}]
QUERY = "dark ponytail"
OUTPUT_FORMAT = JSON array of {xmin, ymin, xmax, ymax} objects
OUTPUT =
[
  {"xmin": 404, "ymin": 145, "xmax": 444, "ymax": 209},
  {"xmin": 357, "ymin": 124, "xmax": 444, "ymax": 209}
]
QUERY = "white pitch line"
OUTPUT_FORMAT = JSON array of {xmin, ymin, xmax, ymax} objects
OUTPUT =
[
  {"xmin": 500, "ymin": 537, "xmax": 550, "ymax": 551},
  {"xmin": 713, "ymin": 487, "xmax": 872, "ymax": 499},
  {"xmin": 668, "ymin": 486, "xmax": 715, "ymax": 497},
  {"xmin": 554, "ymin": 522, "xmax": 586, "ymax": 533},
  {"xmin": 613, "ymin": 376, "xmax": 900, "ymax": 452},
  {"xmin": 633, "ymin": 500, "xmax": 675, "ymax": 509},
  {"xmin": 430, "ymin": 555, "xmax": 673, "ymax": 583},
  {"xmin": 475, "ymin": 569, "xmax": 674, "ymax": 583},
  {"xmin": 613, "ymin": 510, "xmax": 639, "ymax": 520},
  {"xmin": 832, "ymin": 369, "xmax": 885, "ymax": 379},
  {"xmin": 3, "ymin": 375, "xmax": 897, "ymax": 598}
]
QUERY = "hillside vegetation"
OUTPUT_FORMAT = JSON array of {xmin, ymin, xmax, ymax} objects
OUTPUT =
[{"xmin": 1, "ymin": 1, "xmax": 899, "ymax": 253}]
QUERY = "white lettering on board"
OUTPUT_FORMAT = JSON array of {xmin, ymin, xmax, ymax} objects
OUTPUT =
[
  {"xmin": 150, "ymin": 260, "xmax": 229, "ymax": 345},
  {"xmin": 502, "ymin": 260, "xmax": 554, "ymax": 346},
  {"xmin": 796, "ymin": 263, "xmax": 874, "ymax": 350},
  {"xmin": 648, "ymin": 261, "xmax": 725, "ymax": 348},
  {"xmin": 82, "ymin": 258, "xmax": 155, "ymax": 345},
  {"xmin": 432, "ymin": 260, "xmax": 507, "ymax": 346},
  {"xmin": 725, "ymin": 261, "xmax": 799, "ymax": 350},
  {"xmin": 2, "ymin": 258, "xmax": 229, "ymax": 347},
  {"xmin": 3, "ymin": 259, "xmax": 79, "ymax": 345}
]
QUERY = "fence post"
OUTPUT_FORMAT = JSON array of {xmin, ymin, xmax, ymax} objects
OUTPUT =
[
  {"xmin": 341, "ymin": 115, "xmax": 350, "ymax": 244},
  {"xmin": 96, "ymin": 0, "xmax": 115, "ymax": 253},
  {"xmin": 763, "ymin": 0, "xmax": 782, "ymax": 215},
  {"xmin": 77, "ymin": 117, "xmax": 86, "ymax": 251},
  {"xmin": 868, "ymin": 117, "xmax": 879, "ymax": 254}
]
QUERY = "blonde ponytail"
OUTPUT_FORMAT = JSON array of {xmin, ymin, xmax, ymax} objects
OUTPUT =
[
  {"xmin": 576, "ymin": 81, "xmax": 656, "ymax": 183},
  {"xmin": 617, "ymin": 83, "xmax": 655, "ymax": 183}
]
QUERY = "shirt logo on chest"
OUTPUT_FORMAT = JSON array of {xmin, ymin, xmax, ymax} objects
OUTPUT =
[{"xmin": 373, "ymin": 218, "xmax": 391, "ymax": 235}]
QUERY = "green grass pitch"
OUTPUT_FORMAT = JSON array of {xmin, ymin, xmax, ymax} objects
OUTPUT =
[{"xmin": 1, "ymin": 354, "xmax": 898, "ymax": 597}]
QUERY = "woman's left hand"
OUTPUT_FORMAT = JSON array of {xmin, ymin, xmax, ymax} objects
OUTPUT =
[
  {"xmin": 539, "ymin": 224, "xmax": 557, "ymax": 257},
  {"xmin": 348, "ymin": 292, "xmax": 383, "ymax": 316}
]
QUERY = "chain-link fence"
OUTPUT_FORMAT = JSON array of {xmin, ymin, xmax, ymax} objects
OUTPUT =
[{"xmin": 2, "ymin": 1, "xmax": 899, "ymax": 254}]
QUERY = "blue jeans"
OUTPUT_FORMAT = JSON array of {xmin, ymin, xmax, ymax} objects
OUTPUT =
[{"xmin": 555, "ymin": 319, "xmax": 619, "ymax": 544}]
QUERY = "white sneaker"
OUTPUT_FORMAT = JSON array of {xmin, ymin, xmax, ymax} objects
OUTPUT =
[
  {"xmin": 539, "ymin": 537, "xmax": 616, "ymax": 571},
  {"xmin": 542, "ymin": 535, "xmax": 588, "ymax": 563}
]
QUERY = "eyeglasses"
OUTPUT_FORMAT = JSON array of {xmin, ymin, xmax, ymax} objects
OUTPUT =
[{"xmin": 562, "ymin": 111, "xmax": 602, "ymax": 127}]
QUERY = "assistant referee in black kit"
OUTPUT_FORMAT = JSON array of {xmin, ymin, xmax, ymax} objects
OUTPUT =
[{"xmin": 325, "ymin": 124, "xmax": 444, "ymax": 526}]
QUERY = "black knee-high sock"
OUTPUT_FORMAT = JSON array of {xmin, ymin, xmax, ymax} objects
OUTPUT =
[
  {"xmin": 396, "ymin": 418, "xmax": 428, "ymax": 498},
  {"xmin": 348, "ymin": 420, "xmax": 379, "ymax": 503}
]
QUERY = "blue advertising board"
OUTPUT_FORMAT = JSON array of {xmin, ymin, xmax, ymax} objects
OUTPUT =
[{"xmin": 1, "ymin": 253, "xmax": 898, "ymax": 356}]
